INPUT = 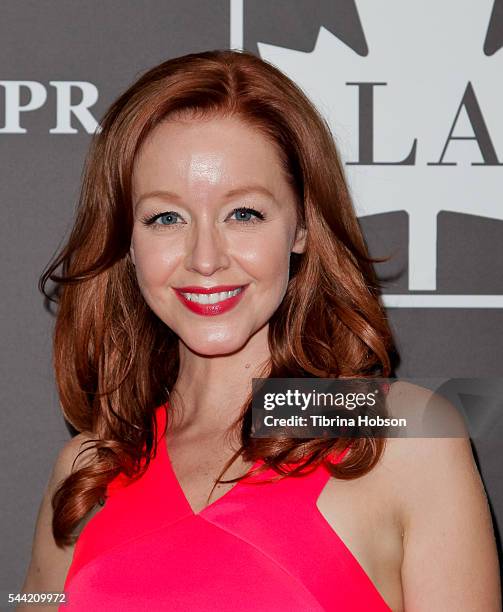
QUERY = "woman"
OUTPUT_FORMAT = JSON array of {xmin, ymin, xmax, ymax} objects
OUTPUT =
[{"xmin": 19, "ymin": 49, "xmax": 499, "ymax": 611}]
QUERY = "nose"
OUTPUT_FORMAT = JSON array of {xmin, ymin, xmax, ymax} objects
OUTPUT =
[{"xmin": 183, "ymin": 219, "xmax": 231, "ymax": 276}]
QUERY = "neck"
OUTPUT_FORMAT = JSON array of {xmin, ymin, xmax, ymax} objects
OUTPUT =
[{"xmin": 168, "ymin": 326, "xmax": 271, "ymax": 437}]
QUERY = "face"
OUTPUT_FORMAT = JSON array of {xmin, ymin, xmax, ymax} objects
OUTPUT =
[{"xmin": 130, "ymin": 115, "xmax": 306, "ymax": 356}]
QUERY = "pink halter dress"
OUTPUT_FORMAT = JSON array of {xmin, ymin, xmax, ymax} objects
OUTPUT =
[{"xmin": 60, "ymin": 402, "xmax": 391, "ymax": 611}]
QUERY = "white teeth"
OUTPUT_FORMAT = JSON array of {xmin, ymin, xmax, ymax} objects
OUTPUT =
[{"xmin": 181, "ymin": 287, "xmax": 243, "ymax": 304}]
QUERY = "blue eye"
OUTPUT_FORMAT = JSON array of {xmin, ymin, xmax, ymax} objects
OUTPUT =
[
  {"xmin": 229, "ymin": 207, "xmax": 266, "ymax": 223},
  {"xmin": 155, "ymin": 212, "xmax": 180, "ymax": 226},
  {"xmin": 140, "ymin": 211, "xmax": 181, "ymax": 227}
]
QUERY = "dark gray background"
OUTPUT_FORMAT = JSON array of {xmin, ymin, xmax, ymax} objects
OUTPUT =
[{"xmin": 1, "ymin": 0, "xmax": 501, "ymax": 595}]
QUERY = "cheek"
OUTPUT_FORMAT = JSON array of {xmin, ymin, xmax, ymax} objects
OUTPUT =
[
  {"xmin": 132, "ymin": 235, "xmax": 179, "ymax": 290},
  {"xmin": 237, "ymin": 232, "xmax": 291, "ymax": 284}
]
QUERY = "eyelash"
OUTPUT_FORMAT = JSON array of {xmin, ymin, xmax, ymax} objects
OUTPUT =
[{"xmin": 139, "ymin": 206, "xmax": 266, "ymax": 229}]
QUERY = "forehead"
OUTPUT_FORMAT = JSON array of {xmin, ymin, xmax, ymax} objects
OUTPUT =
[{"xmin": 132, "ymin": 115, "xmax": 287, "ymax": 198}]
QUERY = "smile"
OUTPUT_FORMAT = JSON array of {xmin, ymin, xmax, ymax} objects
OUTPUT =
[
  {"xmin": 181, "ymin": 287, "xmax": 243, "ymax": 304},
  {"xmin": 173, "ymin": 285, "xmax": 248, "ymax": 316}
]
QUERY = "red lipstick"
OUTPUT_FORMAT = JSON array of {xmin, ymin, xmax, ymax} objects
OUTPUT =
[
  {"xmin": 173, "ymin": 284, "xmax": 248, "ymax": 316},
  {"xmin": 175, "ymin": 285, "xmax": 244, "ymax": 294}
]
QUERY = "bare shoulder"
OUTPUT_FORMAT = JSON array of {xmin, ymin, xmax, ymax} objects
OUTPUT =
[
  {"xmin": 354, "ymin": 380, "xmax": 469, "ymax": 477},
  {"xmin": 17, "ymin": 431, "xmax": 97, "ymax": 610},
  {"xmin": 385, "ymin": 379, "xmax": 468, "ymax": 436},
  {"xmin": 320, "ymin": 381, "xmax": 469, "ymax": 521},
  {"xmin": 380, "ymin": 381, "xmax": 501, "ymax": 609},
  {"xmin": 50, "ymin": 431, "xmax": 98, "ymax": 486},
  {"xmin": 379, "ymin": 380, "xmax": 481, "ymax": 523}
]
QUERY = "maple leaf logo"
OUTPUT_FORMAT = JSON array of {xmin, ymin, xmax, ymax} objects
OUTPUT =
[{"xmin": 246, "ymin": 0, "xmax": 503, "ymax": 307}]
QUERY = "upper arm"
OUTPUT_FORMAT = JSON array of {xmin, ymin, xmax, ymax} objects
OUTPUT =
[
  {"xmin": 18, "ymin": 432, "xmax": 96, "ymax": 608},
  {"xmin": 399, "ymin": 435, "xmax": 501, "ymax": 610}
]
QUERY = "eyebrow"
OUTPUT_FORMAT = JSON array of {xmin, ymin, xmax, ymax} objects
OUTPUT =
[{"xmin": 134, "ymin": 185, "xmax": 277, "ymax": 208}]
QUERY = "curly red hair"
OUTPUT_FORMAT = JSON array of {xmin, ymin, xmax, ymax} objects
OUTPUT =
[{"xmin": 39, "ymin": 49, "xmax": 397, "ymax": 547}]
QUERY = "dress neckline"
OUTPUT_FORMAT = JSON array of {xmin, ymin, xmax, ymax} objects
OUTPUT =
[
  {"xmin": 154, "ymin": 402, "xmax": 350, "ymax": 517},
  {"xmin": 159, "ymin": 432, "xmax": 264, "ymax": 517},
  {"xmin": 155, "ymin": 402, "xmax": 265, "ymax": 516}
]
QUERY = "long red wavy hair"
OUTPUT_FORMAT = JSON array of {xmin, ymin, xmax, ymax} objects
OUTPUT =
[{"xmin": 39, "ymin": 49, "xmax": 397, "ymax": 547}]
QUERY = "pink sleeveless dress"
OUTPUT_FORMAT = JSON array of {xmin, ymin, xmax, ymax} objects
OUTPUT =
[{"xmin": 60, "ymin": 402, "xmax": 391, "ymax": 611}]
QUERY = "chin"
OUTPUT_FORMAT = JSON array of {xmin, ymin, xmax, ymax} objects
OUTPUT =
[{"xmin": 179, "ymin": 329, "xmax": 251, "ymax": 357}]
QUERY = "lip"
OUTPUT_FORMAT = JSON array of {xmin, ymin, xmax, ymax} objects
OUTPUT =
[
  {"xmin": 174, "ymin": 284, "xmax": 245, "ymax": 294},
  {"xmin": 173, "ymin": 284, "xmax": 248, "ymax": 316}
]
